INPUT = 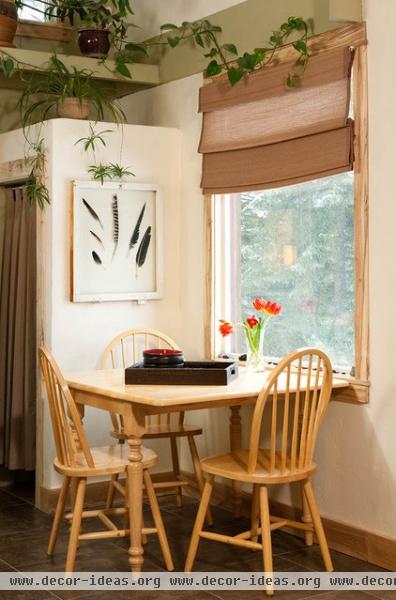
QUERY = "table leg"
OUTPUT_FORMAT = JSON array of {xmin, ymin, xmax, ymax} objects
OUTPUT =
[
  {"xmin": 123, "ymin": 405, "xmax": 146, "ymax": 573},
  {"xmin": 229, "ymin": 405, "xmax": 242, "ymax": 518}
]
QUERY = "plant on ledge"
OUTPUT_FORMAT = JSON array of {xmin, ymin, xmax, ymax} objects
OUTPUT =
[
  {"xmin": 17, "ymin": 53, "xmax": 126, "ymax": 127},
  {"xmin": 114, "ymin": 15, "xmax": 310, "ymax": 85},
  {"xmin": 45, "ymin": 0, "xmax": 135, "ymax": 59}
]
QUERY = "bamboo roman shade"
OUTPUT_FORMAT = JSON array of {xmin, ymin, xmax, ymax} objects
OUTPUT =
[{"xmin": 199, "ymin": 46, "xmax": 355, "ymax": 194}]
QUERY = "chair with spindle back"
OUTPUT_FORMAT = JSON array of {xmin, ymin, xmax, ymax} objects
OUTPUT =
[
  {"xmin": 185, "ymin": 348, "xmax": 334, "ymax": 595},
  {"xmin": 39, "ymin": 346, "xmax": 174, "ymax": 573},
  {"xmin": 101, "ymin": 328, "xmax": 212, "ymax": 525}
]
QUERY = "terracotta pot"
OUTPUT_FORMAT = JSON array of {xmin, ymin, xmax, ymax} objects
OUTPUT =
[
  {"xmin": 57, "ymin": 98, "xmax": 90, "ymax": 120},
  {"xmin": 78, "ymin": 28, "xmax": 110, "ymax": 59},
  {"xmin": 0, "ymin": 0, "xmax": 17, "ymax": 47}
]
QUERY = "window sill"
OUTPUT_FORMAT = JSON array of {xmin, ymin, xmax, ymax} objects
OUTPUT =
[
  {"xmin": 330, "ymin": 374, "xmax": 369, "ymax": 404},
  {"xmin": 218, "ymin": 354, "xmax": 369, "ymax": 405},
  {"xmin": 16, "ymin": 20, "xmax": 73, "ymax": 42}
]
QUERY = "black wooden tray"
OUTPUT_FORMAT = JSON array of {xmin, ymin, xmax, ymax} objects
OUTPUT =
[{"xmin": 125, "ymin": 361, "xmax": 239, "ymax": 386}]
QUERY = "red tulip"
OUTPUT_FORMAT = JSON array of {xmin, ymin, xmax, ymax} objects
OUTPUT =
[
  {"xmin": 219, "ymin": 320, "xmax": 234, "ymax": 337},
  {"xmin": 252, "ymin": 297, "xmax": 282, "ymax": 317},
  {"xmin": 246, "ymin": 315, "xmax": 259, "ymax": 328}
]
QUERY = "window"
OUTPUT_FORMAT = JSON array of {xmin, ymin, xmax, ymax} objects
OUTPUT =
[
  {"xmin": 18, "ymin": 1, "xmax": 46, "ymax": 21},
  {"xmin": 213, "ymin": 172, "xmax": 354, "ymax": 373},
  {"xmin": 204, "ymin": 25, "xmax": 369, "ymax": 403}
]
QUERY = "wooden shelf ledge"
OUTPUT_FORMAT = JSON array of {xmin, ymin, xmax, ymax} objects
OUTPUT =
[{"xmin": 0, "ymin": 47, "xmax": 160, "ymax": 98}]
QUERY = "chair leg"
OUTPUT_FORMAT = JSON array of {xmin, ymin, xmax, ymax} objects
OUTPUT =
[
  {"xmin": 188, "ymin": 434, "xmax": 213, "ymax": 526},
  {"xmin": 106, "ymin": 473, "xmax": 119, "ymax": 509},
  {"xmin": 69, "ymin": 478, "xmax": 78, "ymax": 511},
  {"xmin": 170, "ymin": 436, "xmax": 183, "ymax": 508},
  {"xmin": 48, "ymin": 476, "xmax": 70, "ymax": 556},
  {"xmin": 251, "ymin": 484, "xmax": 260, "ymax": 543},
  {"xmin": 65, "ymin": 478, "xmax": 86, "ymax": 573},
  {"xmin": 143, "ymin": 469, "xmax": 174, "ymax": 571},
  {"xmin": 302, "ymin": 482, "xmax": 314, "ymax": 546},
  {"xmin": 303, "ymin": 480, "xmax": 333, "ymax": 572},
  {"xmin": 259, "ymin": 486, "xmax": 274, "ymax": 597},
  {"xmin": 185, "ymin": 474, "xmax": 214, "ymax": 572}
]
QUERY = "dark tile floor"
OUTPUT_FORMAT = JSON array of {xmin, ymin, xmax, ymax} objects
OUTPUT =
[{"xmin": 0, "ymin": 483, "xmax": 391, "ymax": 600}]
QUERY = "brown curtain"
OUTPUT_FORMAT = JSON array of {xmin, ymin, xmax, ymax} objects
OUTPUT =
[
  {"xmin": 0, "ymin": 187, "xmax": 36, "ymax": 470},
  {"xmin": 199, "ymin": 46, "xmax": 356, "ymax": 194}
]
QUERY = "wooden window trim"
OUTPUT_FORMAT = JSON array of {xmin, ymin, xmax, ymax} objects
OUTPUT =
[
  {"xmin": 204, "ymin": 23, "xmax": 369, "ymax": 405},
  {"xmin": 16, "ymin": 20, "xmax": 73, "ymax": 42}
]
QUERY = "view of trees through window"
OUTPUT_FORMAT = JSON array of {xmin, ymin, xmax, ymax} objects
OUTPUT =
[
  {"xmin": 18, "ymin": 1, "xmax": 45, "ymax": 20},
  {"xmin": 237, "ymin": 172, "xmax": 354, "ymax": 370}
]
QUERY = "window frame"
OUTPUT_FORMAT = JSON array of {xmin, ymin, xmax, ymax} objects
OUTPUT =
[{"xmin": 204, "ymin": 23, "xmax": 369, "ymax": 405}]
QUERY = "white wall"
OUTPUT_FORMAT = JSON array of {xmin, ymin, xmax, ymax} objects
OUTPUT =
[
  {"xmin": 0, "ymin": 121, "xmax": 182, "ymax": 488},
  {"xmin": 120, "ymin": 5, "xmax": 396, "ymax": 542}
]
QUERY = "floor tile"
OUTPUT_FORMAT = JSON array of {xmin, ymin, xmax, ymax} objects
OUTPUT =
[
  {"xmin": 0, "ymin": 484, "xmax": 390, "ymax": 600},
  {"xmin": 285, "ymin": 546, "xmax": 386, "ymax": 573},
  {"xmin": 367, "ymin": 593, "xmax": 396, "ymax": 599}
]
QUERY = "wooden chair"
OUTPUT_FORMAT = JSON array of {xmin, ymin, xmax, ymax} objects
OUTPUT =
[
  {"xmin": 185, "ymin": 348, "xmax": 334, "ymax": 595},
  {"xmin": 101, "ymin": 328, "xmax": 212, "ymax": 525},
  {"xmin": 39, "ymin": 346, "xmax": 174, "ymax": 573}
]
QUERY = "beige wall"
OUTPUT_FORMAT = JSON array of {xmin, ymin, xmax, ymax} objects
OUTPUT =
[{"xmin": 119, "ymin": 0, "xmax": 396, "ymax": 542}]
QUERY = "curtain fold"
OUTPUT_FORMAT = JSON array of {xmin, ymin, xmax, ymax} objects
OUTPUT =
[
  {"xmin": 199, "ymin": 46, "xmax": 356, "ymax": 194},
  {"xmin": 0, "ymin": 187, "xmax": 36, "ymax": 471}
]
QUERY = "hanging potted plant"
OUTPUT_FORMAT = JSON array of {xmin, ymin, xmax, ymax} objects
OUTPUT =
[{"xmin": 0, "ymin": 0, "xmax": 17, "ymax": 47}]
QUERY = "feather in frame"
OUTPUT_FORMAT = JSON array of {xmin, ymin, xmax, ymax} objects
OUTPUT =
[
  {"xmin": 111, "ymin": 194, "xmax": 119, "ymax": 259},
  {"xmin": 135, "ymin": 226, "xmax": 152, "ymax": 278},
  {"xmin": 82, "ymin": 198, "xmax": 104, "ymax": 230},
  {"xmin": 129, "ymin": 202, "xmax": 146, "ymax": 252}
]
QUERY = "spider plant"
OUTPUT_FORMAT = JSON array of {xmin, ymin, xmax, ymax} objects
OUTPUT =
[
  {"xmin": 75, "ymin": 124, "xmax": 114, "ymax": 152},
  {"xmin": 88, "ymin": 162, "xmax": 135, "ymax": 184},
  {"xmin": 18, "ymin": 54, "xmax": 126, "ymax": 128}
]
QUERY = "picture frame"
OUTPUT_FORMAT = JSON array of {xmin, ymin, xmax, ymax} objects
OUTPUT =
[{"xmin": 71, "ymin": 181, "xmax": 163, "ymax": 302}]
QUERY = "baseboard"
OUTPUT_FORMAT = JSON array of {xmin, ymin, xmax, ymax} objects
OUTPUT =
[
  {"xmin": 39, "ymin": 471, "xmax": 180, "ymax": 514},
  {"xmin": 40, "ymin": 470, "xmax": 396, "ymax": 571},
  {"xmin": 182, "ymin": 469, "xmax": 396, "ymax": 571}
]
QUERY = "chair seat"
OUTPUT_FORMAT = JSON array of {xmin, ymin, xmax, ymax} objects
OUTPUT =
[
  {"xmin": 201, "ymin": 449, "xmax": 316, "ymax": 484},
  {"xmin": 54, "ymin": 444, "xmax": 157, "ymax": 477},
  {"xmin": 111, "ymin": 423, "xmax": 203, "ymax": 441}
]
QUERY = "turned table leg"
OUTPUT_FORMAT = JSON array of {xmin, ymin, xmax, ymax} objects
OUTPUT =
[
  {"xmin": 230, "ymin": 405, "xmax": 243, "ymax": 518},
  {"xmin": 124, "ymin": 405, "xmax": 146, "ymax": 573}
]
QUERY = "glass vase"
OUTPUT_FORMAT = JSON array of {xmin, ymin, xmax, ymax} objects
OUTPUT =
[{"xmin": 246, "ymin": 326, "xmax": 267, "ymax": 372}]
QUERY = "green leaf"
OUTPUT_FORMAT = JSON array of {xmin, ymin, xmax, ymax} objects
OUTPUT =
[
  {"xmin": 167, "ymin": 36, "xmax": 180, "ymax": 48},
  {"xmin": 205, "ymin": 60, "xmax": 222, "ymax": 77},
  {"xmin": 2, "ymin": 58, "xmax": 15, "ymax": 77},
  {"xmin": 227, "ymin": 66, "xmax": 244, "ymax": 86},
  {"xmin": 208, "ymin": 24, "xmax": 222, "ymax": 32},
  {"xmin": 160, "ymin": 23, "xmax": 178, "ymax": 30},
  {"xmin": 286, "ymin": 73, "xmax": 295, "ymax": 88},
  {"xmin": 116, "ymin": 62, "xmax": 132, "ymax": 78},
  {"xmin": 222, "ymin": 43, "xmax": 238, "ymax": 55},
  {"xmin": 204, "ymin": 48, "xmax": 218, "ymax": 58},
  {"xmin": 293, "ymin": 40, "xmax": 307, "ymax": 54},
  {"xmin": 195, "ymin": 34, "xmax": 205, "ymax": 48},
  {"xmin": 124, "ymin": 42, "xmax": 148, "ymax": 54},
  {"xmin": 237, "ymin": 52, "xmax": 261, "ymax": 71}
]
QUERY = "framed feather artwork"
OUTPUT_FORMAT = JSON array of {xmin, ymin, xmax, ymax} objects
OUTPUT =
[{"xmin": 71, "ymin": 181, "xmax": 163, "ymax": 302}]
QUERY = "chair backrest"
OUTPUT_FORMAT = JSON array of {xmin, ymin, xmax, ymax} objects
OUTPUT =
[
  {"xmin": 100, "ymin": 328, "xmax": 181, "ymax": 431},
  {"xmin": 247, "ymin": 348, "xmax": 333, "ymax": 475},
  {"xmin": 39, "ymin": 347, "xmax": 94, "ymax": 469}
]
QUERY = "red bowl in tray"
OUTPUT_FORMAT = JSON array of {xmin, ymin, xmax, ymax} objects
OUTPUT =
[{"xmin": 143, "ymin": 349, "xmax": 184, "ymax": 367}]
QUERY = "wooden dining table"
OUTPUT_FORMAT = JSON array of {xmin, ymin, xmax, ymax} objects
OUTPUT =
[{"xmin": 66, "ymin": 367, "xmax": 349, "ymax": 572}]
